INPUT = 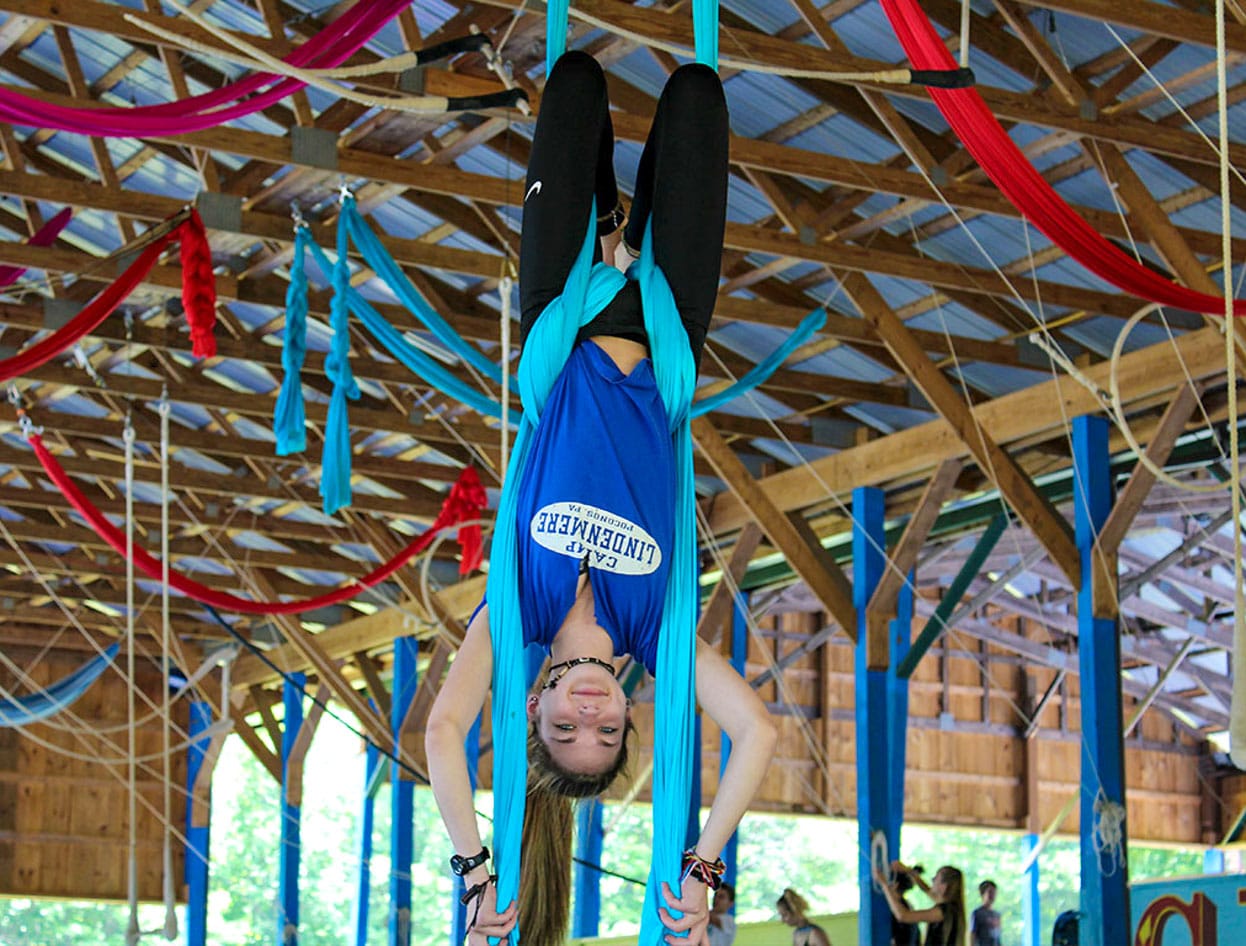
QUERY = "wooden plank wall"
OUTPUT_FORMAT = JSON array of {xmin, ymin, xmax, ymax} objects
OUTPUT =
[
  {"xmin": 497, "ymin": 608, "xmax": 1210, "ymax": 846},
  {"xmin": 0, "ymin": 645, "xmax": 187, "ymax": 901}
]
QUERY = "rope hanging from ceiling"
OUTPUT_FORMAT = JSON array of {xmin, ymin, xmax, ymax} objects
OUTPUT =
[
  {"xmin": 277, "ymin": 199, "xmax": 825, "ymax": 515},
  {"xmin": 880, "ymin": 0, "xmax": 1246, "ymax": 316},
  {"xmin": 0, "ymin": 208, "xmax": 217, "ymax": 383},
  {"xmin": 23, "ymin": 425, "xmax": 487, "ymax": 615},
  {"xmin": 0, "ymin": 643, "xmax": 120, "ymax": 727}
]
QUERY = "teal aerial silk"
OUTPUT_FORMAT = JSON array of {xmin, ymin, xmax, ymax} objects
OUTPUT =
[
  {"xmin": 486, "ymin": 207, "xmax": 701, "ymax": 946},
  {"xmin": 492, "ymin": 5, "xmax": 725, "ymax": 943},
  {"xmin": 1, "ymin": 643, "xmax": 119, "ymax": 727}
]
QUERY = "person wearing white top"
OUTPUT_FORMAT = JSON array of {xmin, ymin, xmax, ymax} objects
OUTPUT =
[{"xmin": 707, "ymin": 883, "xmax": 737, "ymax": 946}]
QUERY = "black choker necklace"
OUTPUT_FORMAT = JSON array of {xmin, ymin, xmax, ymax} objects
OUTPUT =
[{"xmin": 542, "ymin": 656, "xmax": 617, "ymax": 691}]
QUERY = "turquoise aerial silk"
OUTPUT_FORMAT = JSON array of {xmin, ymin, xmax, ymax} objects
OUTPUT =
[
  {"xmin": 340, "ymin": 198, "xmax": 516, "ymax": 388},
  {"xmin": 492, "ymin": 5, "xmax": 720, "ymax": 944},
  {"xmin": 301, "ymin": 235, "xmax": 522, "ymax": 426},
  {"xmin": 0, "ymin": 643, "xmax": 119, "ymax": 726},
  {"xmin": 273, "ymin": 226, "xmax": 310, "ymax": 456},
  {"xmin": 487, "ymin": 215, "xmax": 704, "ymax": 946},
  {"xmin": 320, "ymin": 211, "xmax": 360, "ymax": 516}
]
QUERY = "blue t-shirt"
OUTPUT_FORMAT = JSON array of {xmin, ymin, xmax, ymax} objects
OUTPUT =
[{"xmin": 511, "ymin": 341, "xmax": 675, "ymax": 674}]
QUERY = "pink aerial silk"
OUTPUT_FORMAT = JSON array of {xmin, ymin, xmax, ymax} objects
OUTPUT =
[
  {"xmin": 0, "ymin": 0, "xmax": 410, "ymax": 136},
  {"xmin": 0, "ymin": 208, "xmax": 73, "ymax": 288},
  {"xmin": 881, "ymin": 0, "xmax": 1246, "ymax": 316}
]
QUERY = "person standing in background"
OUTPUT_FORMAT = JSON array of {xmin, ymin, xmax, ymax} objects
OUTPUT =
[
  {"xmin": 970, "ymin": 880, "xmax": 1001, "ymax": 946},
  {"xmin": 707, "ymin": 882, "xmax": 737, "ymax": 946}
]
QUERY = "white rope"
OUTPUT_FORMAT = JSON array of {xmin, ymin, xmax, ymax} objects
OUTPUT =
[
  {"xmin": 1091, "ymin": 789, "xmax": 1127, "ymax": 876},
  {"xmin": 124, "ymin": 413, "xmax": 140, "ymax": 946},
  {"xmin": 125, "ymin": 3, "xmax": 488, "ymax": 115},
  {"xmin": 499, "ymin": 275, "xmax": 513, "ymax": 482},
  {"xmin": 1108, "ymin": 306, "xmax": 1230, "ymax": 495},
  {"xmin": 870, "ymin": 828, "xmax": 891, "ymax": 892},
  {"xmin": 958, "ymin": 0, "xmax": 971, "ymax": 69},
  {"xmin": 158, "ymin": 393, "xmax": 177, "ymax": 941},
  {"xmin": 1217, "ymin": 0, "xmax": 1246, "ymax": 772}
]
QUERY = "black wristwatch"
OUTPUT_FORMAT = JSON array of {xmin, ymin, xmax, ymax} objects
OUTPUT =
[{"xmin": 450, "ymin": 846, "xmax": 490, "ymax": 876}]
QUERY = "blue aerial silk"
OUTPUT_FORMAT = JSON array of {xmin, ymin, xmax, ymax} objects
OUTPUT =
[
  {"xmin": 487, "ymin": 204, "xmax": 699, "ymax": 946},
  {"xmin": 320, "ymin": 211, "xmax": 361, "ymax": 515},
  {"xmin": 274, "ymin": 226, "xmax": 310, "ymax": 456},
  {"xmin": 1, "ymin": 644, "xmax": 120, "ymax": 726}
]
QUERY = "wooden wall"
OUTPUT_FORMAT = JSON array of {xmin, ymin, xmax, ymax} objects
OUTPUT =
[
  {"xmin": 549, "ymin": 609, "xmax": 1213, "ymax": 846},
  {"xmin": 0, "ymin": 645, "xmax": 187, "ymax": 901}
]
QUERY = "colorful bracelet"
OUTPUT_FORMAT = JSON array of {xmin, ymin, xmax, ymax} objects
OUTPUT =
[{"xmin": 681, "ymin": 848, "xmax": 727, "ymax": 890}]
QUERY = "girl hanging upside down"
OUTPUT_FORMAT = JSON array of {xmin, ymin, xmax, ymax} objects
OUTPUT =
[{"xmin": 426, "ymin": 50, "xmax": 777, "ymax": 946}]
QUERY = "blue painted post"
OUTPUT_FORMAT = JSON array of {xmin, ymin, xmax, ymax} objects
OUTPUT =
[
  {"xmin": 449, "ymin": 713, "xmax": 482, "ymax": 946},
  {"xmin": 352, "ymin": 738, "xmax": 383, "ymax": 946},
  {"xmin": 719, "ymin": 595, "xmax": 748, "ymax": 893},
  {"xmin": 1073, "ymin": 414, "xmax": 1129, "ymax": 946},
  {"xmin": 886, "ymin": 576, "xmax": 913, "ymax": 843},
  {"xmin": 1022, "ymin": 834, "xmax": 1041, "ymax": 946},
  {"xmin": 1204, "ymin": 848, "xmax": 1225, "ymax": 874},
  {"xmin": 573, "ymin": 799, "xmax": 605, "ymax": 937},
  {"xmin": 184, "ymin": 700, "xmax": 213, "ymax": 946},
  {"xmin": 853, "ymin": 486, "xmax": 889, "ymax": 946},
  {"xmin": 279, "ymin": 674, "xmax": 305, "ymax": 946},
  {"xmin": 685, "ymin": 712, "xmax": 703, "ymax": 848},
  {"xmin": 390, "ymin": 637, "xmax": 419, "ymax": 946}
]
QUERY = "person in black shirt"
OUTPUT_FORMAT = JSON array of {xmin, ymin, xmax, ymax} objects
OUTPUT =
[{"xmin": 874, "ymin": 861, "xmax": 967, "ymax": 946}]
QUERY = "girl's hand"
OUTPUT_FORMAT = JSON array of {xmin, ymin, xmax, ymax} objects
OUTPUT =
[
  {"xmin": 465, "ymin": 879, "xmax": 517, "ymax": 944},
  {"xmin": 659, "ymin": 877, "xmax": 710, "ymax": 946}
]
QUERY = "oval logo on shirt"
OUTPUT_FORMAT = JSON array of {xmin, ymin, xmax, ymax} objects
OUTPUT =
[{"xmin": 529, "ymin": 502, "xmax": 662, "ymax": 575}]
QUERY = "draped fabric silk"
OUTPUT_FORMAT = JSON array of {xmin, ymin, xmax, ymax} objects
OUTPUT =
[
  {"xmin": 880, "ymin": 0, "xmax": 1245, "ymax": 316},
  {"xmin": 28, "ymin": 435, "xmax": 487, "ymax": 615},
  {"xmin": 0, "ymin": 643, "xmax": 119, "ymax": 727},
  {"xmin": 0, "ymin": 208, "xmax": 73, "ymax": 289},
  {"xmin": 0, "ymin": 0, "xmax": 411, "ymax": 136},
  {"xmin": 0, "ymin": 210, "xmax": 217, "ymax": 384}
]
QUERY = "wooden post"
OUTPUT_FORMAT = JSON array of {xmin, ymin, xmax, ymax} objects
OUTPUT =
[
  {"xmin": 853, "ymin": 486, "xmax": 890, "ymax": 946},
  {"xmin": 573, "ymin": 800, "xmax": 605, "ymax": 937},
  {"xmin": 279, "ymin": 675, "xmax": 305, "ymax": 946},
  {"xmin": 184, "ymin": 700, "xmax": 213, "ymax": 946},
  {"xmin": 389, "ymin": 637, "xmax": 419, "ymax": 946},
  {"xmin": 1073, "ymin": 415, "xmax": 1130, "ymax": 946}
]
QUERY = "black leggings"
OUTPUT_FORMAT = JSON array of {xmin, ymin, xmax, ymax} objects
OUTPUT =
[{"xmin": 518, "ymin": 50, "xmax": 728, "ymax": 370}]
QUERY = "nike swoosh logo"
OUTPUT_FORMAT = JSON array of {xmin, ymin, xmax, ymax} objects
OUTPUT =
[{"xmin": 525, "ymin": 181, "xmax": 542, "ymax": 202}]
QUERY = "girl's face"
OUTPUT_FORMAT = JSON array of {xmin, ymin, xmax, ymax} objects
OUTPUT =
[
  {"xmin": 932, "ymin": 870, "xmax": 951, "ymax": 901},
  {"xmin": 777, "ymin": 902, "xmax": 798, "ymax": 926},
  {"xmin": 528, "ymin": 663, "xmax": 629, "ymax": 775}
]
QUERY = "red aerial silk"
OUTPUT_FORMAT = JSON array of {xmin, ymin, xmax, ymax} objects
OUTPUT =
[
  {"xmin": 30, "ymin": 431, "xmax": 487, "ymax": 616},
  {"xmin": 0, "ymin": 208, "xmax": 74, "ymax": 288},
  {"xmin": 0, "ymin": 210, "xmax": 217, "ymax": 383},
  {"xmin": 880, "ymin": 0, "xmax": 1246, "ymax": 316}
]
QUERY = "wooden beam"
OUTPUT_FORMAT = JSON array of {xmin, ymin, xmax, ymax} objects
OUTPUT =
[
  {"xmin": 706, "ymin": 325, "xmax": 1228, "ymax": 533},
  {"xmin": 865, "ymin": 458, "xmax": 963, "ymax": 667},
  {"xmin": 846, "ymin": 274, "xmax": 1081, "ymax": 586},
  {"xmin": 1098, "ymin": 381, "xmax": 1203, "ymax": 554},
  {"xmin": 352, "ymin": 651, "xmax": 392, "ymax": 720},
  {"xmin": 697, "ymin": 522, "xmax": 765, "ymax": 648},
  {"xmin": 691, "ymin": 416, "xmax": 857, "ymax": 639}
]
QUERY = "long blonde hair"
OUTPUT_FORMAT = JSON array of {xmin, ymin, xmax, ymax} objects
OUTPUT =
[
  {"xmin": 517, "ymin": 723, "xmax": 633, "ymax": 945},
  {"xmin": 777, "ymin": 887, "xmax": 811, "ymax": 922}
]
